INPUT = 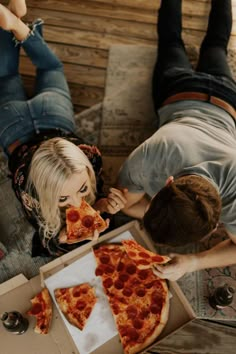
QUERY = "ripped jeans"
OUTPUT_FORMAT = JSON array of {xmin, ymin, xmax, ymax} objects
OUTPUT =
[{"xmin": 0, "ymin": 19, "xmax": 75, "ymax": 156}]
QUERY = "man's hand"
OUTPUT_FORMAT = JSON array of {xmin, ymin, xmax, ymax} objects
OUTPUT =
[
  {"xmin": 94, "ymin": 188, "xmax": 128, "ymax": 214},
  {"xmin": 152, "ymin": 253, "xmax": 197, "ymax": 281}
]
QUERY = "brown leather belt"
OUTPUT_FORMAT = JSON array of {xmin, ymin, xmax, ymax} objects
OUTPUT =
[{"xmin": 162, "ymin": 92, "xmax": 236, "ymax": 121}]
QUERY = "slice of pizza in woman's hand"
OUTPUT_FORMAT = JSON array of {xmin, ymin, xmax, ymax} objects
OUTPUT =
[
  {"xmin": 54, "ymin": 283, "xmax": 97, "ymax": 330},
  {"xmin": 121, "ymin": 239, "xmax": 170, "ymax": 269},
  {"xmin": 64, "ymin": 199, "xmax": 109, "ymax": 244},
  {"xmin": 26, "ymin": 288, "xmax": 53, "ymax": 334}
]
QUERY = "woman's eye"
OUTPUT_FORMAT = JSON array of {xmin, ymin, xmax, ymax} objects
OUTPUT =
[
  {"xmin": 59, "ymin": 196, "xmax": 68, "ymax": 203},
  {"xmin": 80, "ymin": 185, "xmax": 88, "ymax": 194}
]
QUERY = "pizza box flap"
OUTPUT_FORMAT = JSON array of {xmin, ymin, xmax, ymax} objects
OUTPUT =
[
  {"xmin": 0, "ymin": 274, "xmax": 78, "ymax": 354},
  {"xmin": 39, "ymin": 220, "xmax": 196, "ymax": 353}
]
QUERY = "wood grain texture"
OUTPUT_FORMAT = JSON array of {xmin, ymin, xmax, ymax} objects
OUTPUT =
[{"xmin": 2, "ymin": 0, "xmax": 236, "ymax": 111}]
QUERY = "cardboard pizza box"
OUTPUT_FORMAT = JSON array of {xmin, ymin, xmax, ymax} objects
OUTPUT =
[
  {"xmin": 0, "ymin": 273, "xmax": 78, "ymax": 354},
  {"xmin": 39, "ymin": 220, "xmax": 196, "ymax": 354}
]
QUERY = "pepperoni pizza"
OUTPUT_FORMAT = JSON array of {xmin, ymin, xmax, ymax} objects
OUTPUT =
[
  {"xmin": 93, "ymin": 243, "xmax": 169, "ymax": 354},
  {"xmin": 26, "ymin": 287, "xmax": 53, "ymax": 334},
  {"xmin": 122, "ymin": 239, "xmax": 170, "ymax": 269},
  {"xmin": 65, "ymin": 199, "xmax": 108, "ymax": 244},
  {"xmin": 54, "ymin": 283, "xmax": 97, "ymax": 330}
]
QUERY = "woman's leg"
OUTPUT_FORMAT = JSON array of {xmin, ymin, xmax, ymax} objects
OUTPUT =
[
  {"xmin": 21, "ymin": 20, "xmax": 71, "ymax": 99},
  {"xmin": 0, "ymin": 4, "xmax": 27, "ymax": 105},
  {"xmin": 152, "ymin": 0, "xmax": 192, "ymax": 111},
  {"xmin": 196, "ymin": 0, "xmax": 233, "ymax": 78}
]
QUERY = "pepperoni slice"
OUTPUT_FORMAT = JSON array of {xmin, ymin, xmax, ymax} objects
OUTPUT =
[
  {"xmin": 114, "ymin": 279, "xmax": 124, "ymax": 290},
  {"xmin": 122, "ymin": 287, "xmax": 133, "ymax": 297},
  {"xmin": 126, "ymin": 263, "xmax": 137, "ymax": 274},
  {"xmin": 127, "ymin": 327, "xmax": 139, "ymax": 341},
  {"xmin": 95, "ymin": 265, "xmax": 105, "ymax": 276},
  {"xmin": 59, "ymin": 288, "xmax": 67, "ymax": 295},
  {"xmin": 30, "ymin": 303, "xmax": 42, "ymax": 315},
  {"xmin": 133, "ymin": 319, "xmax": 143, "ymax": 330},
  {"xmin": 103, "ymin": 277, "xmax": 113, "ymax": 289},
  {"xmin": 117, "ymin": 262, "xmax": 125, "ymax": 272},
  {"xmin": 112, "ymin": 303, "xmax": 120, "ymax": 315},
  {"xmin": 118, "ymin": 273, "xmax": 129, "ymax": 282},
  {"xmin": 82, "ymin": 215, "xmax": 94, "ymax": 228},
  {"xmin": 136, "ymin": 288, "xmax": 146, "ymax": 297},
  {"xmin": 150, "ymin": 303, "xmax": 162, "ymax": 314},
  {"xmin": 76, "ymin": 300, "xmax": 86, "ymax": 311},
  {"xmin": 137, "ymin": 259, "xmax": 150, "ymax": 266},
  {"xmin": 127, "ymin": 251, "xmax": 136, "ymax": 258},
  {"xmin": 152, "ymin": 290, "xmax": 163, "ymax": 303},
  {"xmin": 100, "ymin": 254, "xmax": 110, "ymax": 264},
  {"xmin": 67, "ymin": 210, "xmax": 80, "ymax": 222},
  {"xmin": 152, "ymin": 255, "xmax": 165, "ymax": 263},
  {"xmin": 72, "ymin": 287, "xmax": 82, "ymax": 297},
  {"xmin": 126, "ymin": 305, "xmax": 138, "ymax": 319},
  {"xmin": 104, "ymin": 264, "xmax": 115, "ymax": 274},
  {"xmin": 138, "ymin": 251, "xmax": 150, "ymax": 259}
]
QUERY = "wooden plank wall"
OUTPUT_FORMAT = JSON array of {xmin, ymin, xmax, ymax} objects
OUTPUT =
[{"xmin": 3, "ymin": 0, "xmax": 236, "ymax": 113}]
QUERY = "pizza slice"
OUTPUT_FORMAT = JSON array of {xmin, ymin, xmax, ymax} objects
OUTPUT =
[
  {"xmin": 54, "ymin": 283, "xmax": 97, "ymax": 330},
  {"xmin": 122, "ymin": 239, "xmax": 170, "ymax": 269},
  {"xmin": 26, "ymin": 287, "xmax": 53, "ymax": 334},
  {"xmin": 65, "ymin": 199, "xmax": 108, "ymax": 244},
  {"xmin": 93, "ymin": 243, "xmax": 169, "ymax": 354}
]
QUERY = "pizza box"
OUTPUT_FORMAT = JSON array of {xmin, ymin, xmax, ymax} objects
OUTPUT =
[
  {"xmin": 39, "ymin": 220, "xmax": 196, "ymax": 354},
  {"xmin": 0, "ymin": 273, "xmax": 79, "ymax": 354}
]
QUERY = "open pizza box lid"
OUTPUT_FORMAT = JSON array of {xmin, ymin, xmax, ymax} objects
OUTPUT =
[{"xmin": 39, "ymin": 220, "xmax": 196, "ymax": 353}]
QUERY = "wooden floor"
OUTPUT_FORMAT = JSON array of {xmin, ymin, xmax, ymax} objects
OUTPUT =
[{"xmin": 6, "ymin": 0, "xmax": 236, "ymax": 113}]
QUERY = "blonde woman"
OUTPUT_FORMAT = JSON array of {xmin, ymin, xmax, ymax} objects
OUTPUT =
[{"xmin": 0, "ymin": 1, "xmax": 126, "ymax": 256}]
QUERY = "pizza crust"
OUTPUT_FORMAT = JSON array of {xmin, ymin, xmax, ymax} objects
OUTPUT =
[{"xmin": 93, "ymin": 243, "xmax": 170, "ymax": 354}]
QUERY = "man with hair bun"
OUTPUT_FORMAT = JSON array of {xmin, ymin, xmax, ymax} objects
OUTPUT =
[{"xmin": 118, "ymin": 0, "xmax": 236, "ymax": 280}]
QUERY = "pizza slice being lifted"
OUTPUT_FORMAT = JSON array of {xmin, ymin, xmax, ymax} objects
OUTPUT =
[
  {"xmin": 54, "ymin": 283, "xmax": 97, "ymax": 330},
  {"xmin": 65, "ymin": 199, "xmax": 109, "ymax": 244},
  {"xmin": 122, "ymin": 239, "xmax": 170, "ymax": 269},
  {"xmin": 26, "ymin": 287, "xmax": 53, "ymax": 334}
]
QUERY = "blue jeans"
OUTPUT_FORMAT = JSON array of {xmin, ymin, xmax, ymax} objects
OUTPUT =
[
  {"xmin": 152, "ymin": 0, "xmax": 236, "ymax": 120},
  {"xmin": 0, "ymin": 19, "xmax": 75, "ymax": 156}
]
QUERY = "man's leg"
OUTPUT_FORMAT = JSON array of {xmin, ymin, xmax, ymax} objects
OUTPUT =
[
  {"xmin": 196, "ymin": 0, "xmax": 233, "ymax": 78},
  {"xmin": 0, "ymin": 4, "xmax": 27, "ymax": 105},
  {"xmin": 152, "ymin": 0, "xmax": 192, "ymax": 111}
]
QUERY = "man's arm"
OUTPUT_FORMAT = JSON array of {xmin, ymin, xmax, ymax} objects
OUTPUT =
[
  {"xmin": 153, "ymin": 232, "xmax": 236, "ymax": 281},
  {"xmin": 121, "ymin": 191, "xmax": 150, "ymax": 219}
]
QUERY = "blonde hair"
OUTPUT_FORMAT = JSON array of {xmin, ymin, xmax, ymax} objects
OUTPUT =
[{"xmin": 26, "ymin": 137, "xmax": 97, "ymax": 246}]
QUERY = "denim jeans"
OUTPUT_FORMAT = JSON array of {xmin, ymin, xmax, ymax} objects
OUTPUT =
[
  {"xmin": 0, "ymin": 19, "xmax": 75, "ymax": 156},
  {"xmin": 152, "ymin": 0, "xmax": 236, "ymax": 119}
]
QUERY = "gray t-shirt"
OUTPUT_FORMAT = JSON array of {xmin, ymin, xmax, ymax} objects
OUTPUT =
[{"xmin": 118, "ymin": 100, "xmax": 236, "ymax": 235}]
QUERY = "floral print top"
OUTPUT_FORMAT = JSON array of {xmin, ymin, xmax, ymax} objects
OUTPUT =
[{"xmin": 8, "ymin": 131, "xmax": 103, "ymax": 257}]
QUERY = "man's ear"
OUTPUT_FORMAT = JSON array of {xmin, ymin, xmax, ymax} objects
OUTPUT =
[{"xmin": 165, "ymin": 176, "xmax": 174, "ymax": 187}]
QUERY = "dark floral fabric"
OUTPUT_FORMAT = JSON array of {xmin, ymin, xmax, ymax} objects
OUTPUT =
[{"xmin": 8, "ymin": 131, "xmax": 103, "ymax": 257}]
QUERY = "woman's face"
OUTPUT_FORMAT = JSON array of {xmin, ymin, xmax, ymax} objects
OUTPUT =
[{"xmin": 58, "ymin": 170, "xmax": 91, "ymax": 208}]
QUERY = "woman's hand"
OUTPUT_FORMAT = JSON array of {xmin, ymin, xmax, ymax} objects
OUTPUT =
[
  {"xmin": 152, "ymin": 253, "xmax": 198, "ymax": 281},
  {"xmin": 94, "ymin": 188, "xmax": 128, "ymax": 214}
]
